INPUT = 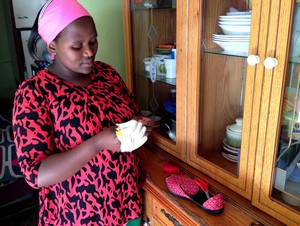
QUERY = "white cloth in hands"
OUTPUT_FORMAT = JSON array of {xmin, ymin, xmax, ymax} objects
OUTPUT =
[{"xmin": 116, "ymin": 120, "xmax": 148, "ymax": 152}]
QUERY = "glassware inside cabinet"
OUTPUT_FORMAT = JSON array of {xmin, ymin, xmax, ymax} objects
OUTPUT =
[
  {"xmin": 273, "ymin": 0, "xmax": 300, "ymax": 211},
  {"xmin": 129, "ymin": 0, "xmax": 177, "ymax": 142},
  {"xmin": 198, "ymin": 0, "xmax": 252, "ymax": 176}
]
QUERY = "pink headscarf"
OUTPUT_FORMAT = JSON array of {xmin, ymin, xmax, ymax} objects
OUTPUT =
[{"xmin": 38, "ymin": 0, "xmax": 91, "ymax": 45}]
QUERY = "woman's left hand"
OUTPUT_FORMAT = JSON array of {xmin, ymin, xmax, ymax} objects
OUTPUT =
[{"xmin": 133, "ymin": 115, "xmax": 154, "ymax": 136}]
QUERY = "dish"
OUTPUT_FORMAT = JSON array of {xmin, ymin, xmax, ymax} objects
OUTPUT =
[
  {"xmin": 151, "ymin": 115, "xmax": 161, "ymax": 128},
  {"xmin": 212, "ymin": 38, "xmax": 249, "ymax": 43},
  {"xmin": 219, "ymin": 21, "xmax": 251, "ymax": 26},
  {"xmin": 156, "ymin": 48, "xmax": 172, "ymax": 54},
  {"xmin": 223, "ymin": 138, "xmax": 241, "ymax": 151},
  {"xmin": 212, "ymin": 34, "xmax": 249, "ymax": 39},
  {"xmin": 226, "ymin": 11, "xmax": 252, "ymax": 16},
  {"xmin": 212, "ymin": 37, "xmax": 249, "ymax": 43},
  {"xmin": 223, "ymin": 144, "xmax": 240, "ymax": 155},
  {"xmin": 221, "ymin": 152, "xmax": 239, "ymax": 163},
  {"xmin": 219, "ymin": 24, "xmax": 251, "ymax": 36},
  {"xmin": 212, "ymin": 40, "xmax": 249, "ymax": 52},
  {"xmin": 212, "ymin": 34, "xmax": 250, "ymax": 43},
  {"xmin": 141, "ymin": 110, "xmax": 152, "ymax": 117},
  {"xmin": 219, "ymin": 15, "xmax": 252, "ymax": 19},
  {"xmin": 219, "ymin": 18, "xmax": 251, "ymax": 23}
]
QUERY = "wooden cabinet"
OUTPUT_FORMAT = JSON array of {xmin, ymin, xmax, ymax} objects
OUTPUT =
[{"xmin": 123, "ymin": 0, "xmax": 300, "ymax": 225}]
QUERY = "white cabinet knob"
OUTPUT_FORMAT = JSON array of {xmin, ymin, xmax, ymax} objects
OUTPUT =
[
  {"xmin": 247, "ymin": 55, "xmax": 260, "ymax": 66},
  {"xmin": 263, "ymin": 57, "xmax": 278, "ymax": 69}
]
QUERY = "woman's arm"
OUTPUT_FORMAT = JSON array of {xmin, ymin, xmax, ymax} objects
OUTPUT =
[{"xmin": 37, "ymin": 126, "xmax": 120, "ymax": 187}]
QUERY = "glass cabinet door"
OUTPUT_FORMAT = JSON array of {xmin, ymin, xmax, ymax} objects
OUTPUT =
[
  {"xmin": 186, "ymin": 0, "xmax": 258, "ymax": 199},
  {"xmin": 122, "ymin": 0, "xmax": 186, "ymax": 160},
  {"xmin": 252, "ymin": 0, "xmax": 300, "ymax": 225},
  {"xmin": 274, "ymin": 1, "xmax": 300, "ymax": 210}
]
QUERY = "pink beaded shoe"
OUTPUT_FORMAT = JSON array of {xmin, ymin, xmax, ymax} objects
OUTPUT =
[{"xmin": 165, "ymin": 174, "xmax": 224, "ymax": 214}]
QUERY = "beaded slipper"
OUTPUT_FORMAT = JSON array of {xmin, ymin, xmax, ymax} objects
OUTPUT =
[{"xmin": 165, "ymin": 174, "xmax": 224, "ymax": 214}]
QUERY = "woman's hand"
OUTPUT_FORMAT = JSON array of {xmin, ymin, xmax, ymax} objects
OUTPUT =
[
  {"xmin": 133, "ymin": 115, "xmax": 154, "ymax": 136},
  {"xmin": 93, "ymin": 126, "xmax": 121, "ymax": 152},
  {"xmin": 116, "ymin": 120, "xmax": 147, "ymax": 152}
]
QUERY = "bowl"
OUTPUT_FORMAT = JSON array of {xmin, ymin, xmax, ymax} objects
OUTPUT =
[
  {"xmin": 212, "ymin": 40, "xmax": 249, "ymax": 53},
  {"xmin": 219, "ymin": 21, "xmax": 251, "ymax": 26},
  {"xmin": 226, "ymin": 11, "xmax": 252, "ymax": 16},
  {"xmin": 219, "ymin": 24, "xmax": 251, "ymax": 35},
  {"xmin": 141, "ymin": 110, "xmax": 152, "ymax": 117},
  {"xmin": 226, "ymin": 130, "xmax": 241, "ymax": 148},
  {"xmin": 226, "ymin": 118, "xmax": 243, "ymax": 148},
  {"xmin": 151, "ymin": 115, "xmax": 161, "ymax": 128}
]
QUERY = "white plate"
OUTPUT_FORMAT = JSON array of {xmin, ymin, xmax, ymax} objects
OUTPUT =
[
  {"xmin": 212, "ymin": 36, "xmax": 249, "ymax": 42},
  {"xmin": 212, "ymin": 38, "xmax": 249, "ymax": 43},
  {"xmin": 226, "ymin": 11, "xmax": 252, "ymax": 16},
  {"xmin": 220, "ymin": 15, "xmax": 252, "ymax": 19},
  {"xmin": 219, "ymin": 18, "xmax": 251, "ymax": 22},
  {"xmin": 219, "ymin": 21, "xmax": 251, "ymax": 26},
  {"xmin": 212, "ymin": 38, "xmax": 249, "ymax": 42},
  {"xmin": 219, "ymin": 24, "xmax": 251, "ymax": 35},
  {"xmin": 223, "ymin": 150, "xmax": 239, "ymax": 160},
  {"xmin": 223, "ymin": 145, "xmax": 240, "ymax": 155},
  {"xmin": 222, "ymin": 152, "xmax": 239, "ymax": 163},
  {"xmin": 223, "ymin": 138, "xmax": 241, "ymax": 151},
  {"xmin": 213, "ymin": 40, "xmax": 249, "ymax": 52},
  {"xmin": 212, "ymin": 34, "xmax": 250, "ymax": 39}
]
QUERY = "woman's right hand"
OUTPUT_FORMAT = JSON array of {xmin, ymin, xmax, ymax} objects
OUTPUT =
[{"xmin": 94, "ymin": 126, "xmax": 121, "ymax": 152}]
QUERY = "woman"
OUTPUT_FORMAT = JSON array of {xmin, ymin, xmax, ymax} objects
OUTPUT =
[{"xmin": 12, "ymin": 0, "xmax": 152, "ymax": 225}]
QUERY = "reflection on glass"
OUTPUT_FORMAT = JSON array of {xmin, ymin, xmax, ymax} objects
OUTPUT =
[{"xmin": 274, "ymin": 1, "xmax": 300, "ymax": 211}]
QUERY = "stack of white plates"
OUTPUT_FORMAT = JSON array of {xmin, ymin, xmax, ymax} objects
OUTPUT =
[
  {"xmin": 212, "ymin": 13, "xmax": 251, "ymax": 53},
  {"xmin": 222, "ymin": 138, "xmax": 240, "ymax": 163},
  {"xmin": 212, "ymin": 34, "xmax": 249, "ymax": 52}
]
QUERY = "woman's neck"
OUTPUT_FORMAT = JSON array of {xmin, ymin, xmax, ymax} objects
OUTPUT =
[{"xmin": 47, "ymin": 64, "xmax": 92, "ymax": 87}]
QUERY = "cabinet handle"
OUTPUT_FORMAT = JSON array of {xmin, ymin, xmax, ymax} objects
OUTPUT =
[
  {"xmin": 263, "ymin": 57, "xmax": 278, "ymax": 69},
  {"xmin": 247, "ymin": 54, "xmax": 260, "ymax": 66},
  {"xmin": 161, "ymin": 209, "xmax": 182, "ymax": 226},
  {"xmin": 249, "ymin": 221, "xmax": 264, "ymax": 226},
  {"xmin": 142, "ymin": 218, "xmax": 151, "ymax": 225}
]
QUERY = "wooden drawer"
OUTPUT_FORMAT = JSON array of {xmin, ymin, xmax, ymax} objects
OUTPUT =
[{"xmin": 153, "ymin": 200, "xmax": 184, "ymax": 226}]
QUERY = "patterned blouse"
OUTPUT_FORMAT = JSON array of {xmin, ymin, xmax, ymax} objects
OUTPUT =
[{"xmin": 13, "ymin": 61, "xmax": 142, "ymax": 226}]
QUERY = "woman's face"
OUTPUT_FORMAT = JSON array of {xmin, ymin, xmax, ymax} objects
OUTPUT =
[{"xmin": 49, "ymin": 16, "xmax": 98, "ymax": 76}]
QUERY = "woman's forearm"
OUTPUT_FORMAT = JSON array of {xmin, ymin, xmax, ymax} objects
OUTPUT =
[{"xmin": 37, "ymin": 136, "xmax": 99, "ymax": 187}]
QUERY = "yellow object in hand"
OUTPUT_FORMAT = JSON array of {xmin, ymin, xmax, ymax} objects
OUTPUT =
[{"xmin": 116, "ymin": 129, "xmax": 123, "ymax": 141}]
